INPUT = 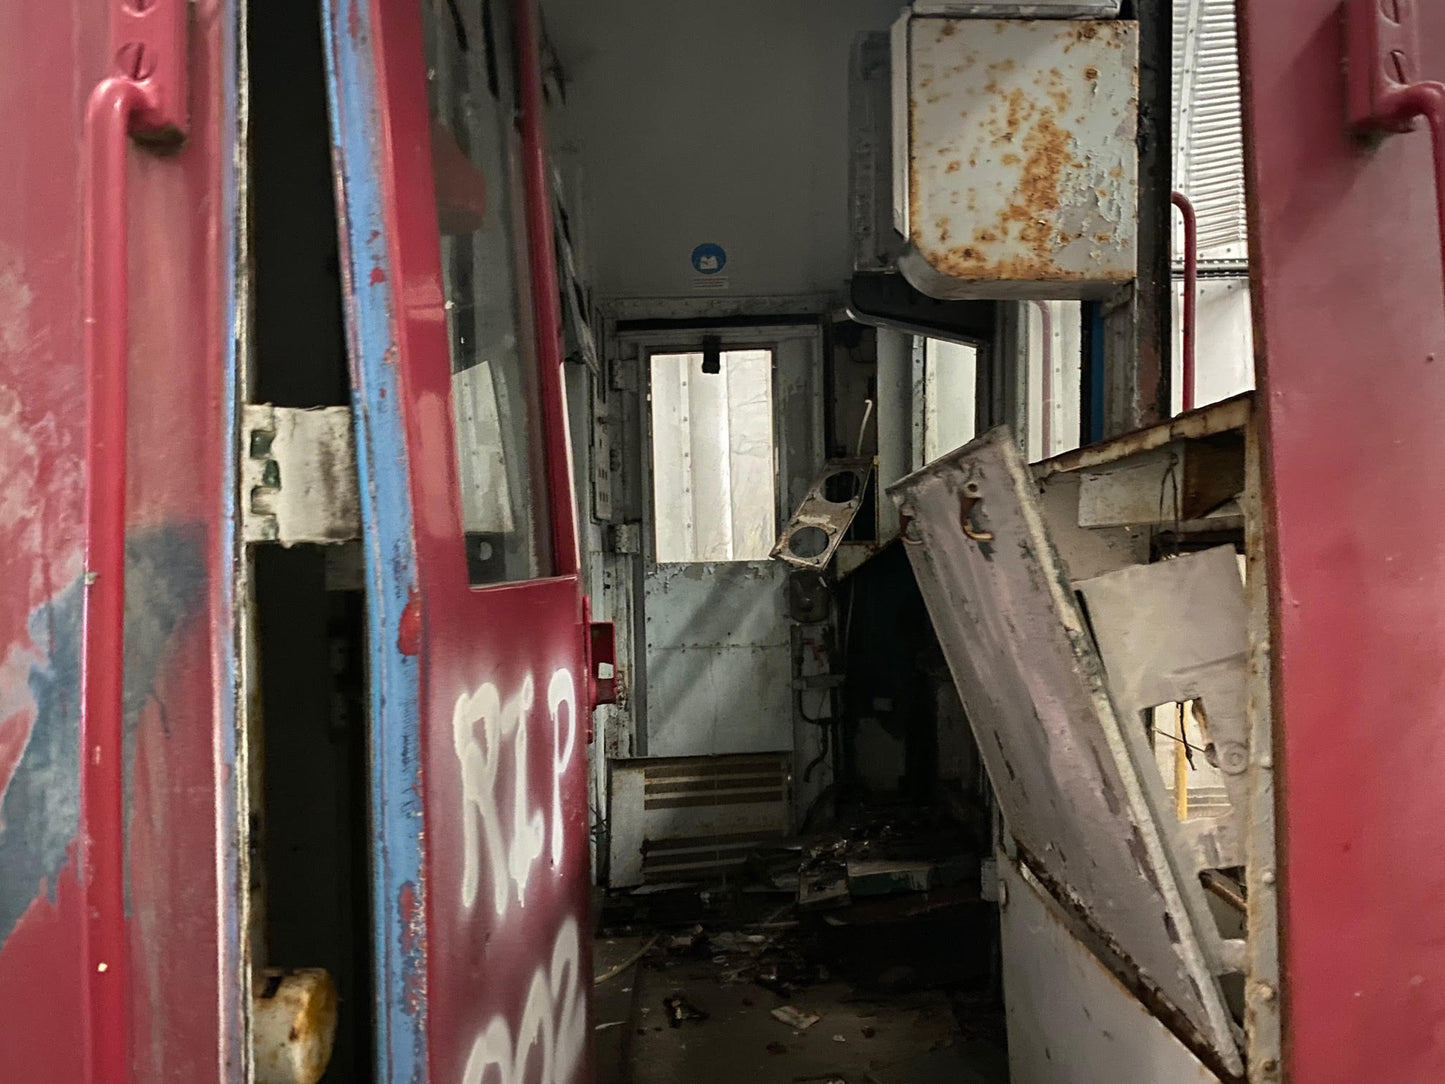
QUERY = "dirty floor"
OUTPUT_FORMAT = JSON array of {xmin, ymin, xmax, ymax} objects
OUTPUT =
[{"xmin": 593, "ymin": 932, "xmax": 1008, "ymax": 1084}]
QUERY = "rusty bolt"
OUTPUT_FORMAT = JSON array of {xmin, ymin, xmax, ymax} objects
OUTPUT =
[{"xmin": 115, "ymin": 41, "xmax": 156, "ymax": 81}]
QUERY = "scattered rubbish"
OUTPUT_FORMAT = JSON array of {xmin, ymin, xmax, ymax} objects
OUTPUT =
[
  {"xmin": 594, "ymin": 1020, "xmax": 625, "ymax": 1032},
  {"xmin": 663, "ymin": 994, "xmax": 709, "ymax": 1028},
  {"xmin": 665, "ymin": 925, "xmax": 707, "ymax": 952},
  {"xmin": 771, "ymin": 1005, "xmax": 821, "ymax": 1030},
  {"xmin": 846, "ymin": 856, "xmax": 972, "ymax": 898},
  {"xmin": 766, "ymin": 1041, "xmax": 789, "ymax": 1055},
  {"xmin": 832, "ymin": 1033, "xmax": 847, "ymax": 1043},
  {"xmin": 594, "ymin": 934, "xmax": 660, "ymax": 986},
  {"xmin": 709, "ymin": 931, "xmax": 770, "ymax": 954},
  {"xmin": 861, "ymin": 1026, "xmax": 876, "ymax": 1038}
]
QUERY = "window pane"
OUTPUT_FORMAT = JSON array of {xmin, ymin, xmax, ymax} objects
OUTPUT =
[
  {"xmin": 1025, "ymin": 300, "xmax": 1081, "ymax": 461},
  {"xmin": 650, "ymin": 350, "xmax": 776, "ymax": 563},
  {"xmin": 426, "ymin": 0, "xmax": 552, "ymax": 585},
  {"xmin": 923, "ymin": 338, "xmax": 977, "ymax": 464}
]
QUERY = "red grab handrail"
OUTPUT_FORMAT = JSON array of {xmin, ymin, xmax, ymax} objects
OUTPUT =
[
  {"xmin": 1347, "ymin": 0, "xmax": 1445, "ymax": 311},
  {"xmin": 81, "ymin": 75, "xmax": 149, "ymax": 1084},
  {"xmin": 80, "ymin": 3, "xmax": 186, "ymax": 1081},
  {"xmin": 1171, "ymin": 191, "xmax": 1198, "ymax": 414}
]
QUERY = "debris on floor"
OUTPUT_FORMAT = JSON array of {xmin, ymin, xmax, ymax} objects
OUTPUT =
[
  {"xmin": 592, "ymin": 803, "xmax": 1006, "ymax": 1082},
  {"xmin": 663, "ymin": 994, "xmax": 709, "ymax": 1027},
  {"xmin": 771, "ymin": 1005, "xmax": 821, "ymax": 1030}
]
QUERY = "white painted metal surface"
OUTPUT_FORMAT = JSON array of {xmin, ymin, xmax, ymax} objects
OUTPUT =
[
  {"xmin": 241, "ymin": 405, "xmax": 360, "ymax": 545},
  {"xmin": 888, "ymin": 428, "xmax": 1242, "ymax": 1074},
  {"xmin": 643, "ymin": 561, "xmax": 795, "ymax": 755},
  {"xmin": 999, "ymin": 855, "xmax": 1222, "ymax": 1084},
  {"xmin": 608, "ymin": 755, "xmax": 791, "ymax": 887},
  {"xmin": 893, "ymin": 16, "xmax": 1138, "ymax": 299}
]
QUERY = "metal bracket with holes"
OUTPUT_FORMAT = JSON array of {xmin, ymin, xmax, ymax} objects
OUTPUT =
[
  {"xmin": 242, "ymin": 405, "xmax": 362, "ymax": 545},
  {"xmin": 771, "ymin": 458, "xmax": 873, "ymax": 570}
]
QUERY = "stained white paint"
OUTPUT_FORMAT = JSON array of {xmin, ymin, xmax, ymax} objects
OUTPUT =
[
  {"xmin": 453, "ymin": 667, "xmax": 577, "ymax": 915},
  {"xmin": 460, "ymin": 916, "xmax": 587, "ymax": 1084}
]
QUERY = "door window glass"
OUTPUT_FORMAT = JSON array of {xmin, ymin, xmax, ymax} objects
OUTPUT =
[
  {"xmin": 649, "ymin": 349, "xmax": 776, "ymax": 563},
  {"xmin": 921, "ymin": 338, "xmax": 977, "ymax": 464},
  {"xmin": 426, "ymin": 0, "xmax": 552, "ymax": 584}
]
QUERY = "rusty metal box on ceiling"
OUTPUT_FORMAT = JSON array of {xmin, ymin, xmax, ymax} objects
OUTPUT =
[{"xmin": 891, "ymin": 15, "xmax": 1138, "ymax": 300}]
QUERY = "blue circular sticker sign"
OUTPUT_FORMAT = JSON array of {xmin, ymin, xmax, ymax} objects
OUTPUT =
[{"xmin": 690, "ymin": 243, "xmax": 727, "ymax": 275}]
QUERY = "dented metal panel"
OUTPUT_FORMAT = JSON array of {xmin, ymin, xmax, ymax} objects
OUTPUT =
[
  {"xmin": 897, "ymin": 16, "xmax": 1138, "ymax": 299},
  {"xmin": 889, "ymin": 428, "xmax": 1242, "ymax": 1075},
  {"xmin": 999, "ymin": 854, "xmax": 1221, "ymax": 1084}
]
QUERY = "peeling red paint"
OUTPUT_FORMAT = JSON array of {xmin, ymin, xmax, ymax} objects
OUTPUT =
[
  {"xmin": 397, "ymin": 880, "xmax": 427, "ymax": 1018},
  {"xmin": 397, "ymin": 586, "xmax": 421, "ymax": 657},
  {"xmin": 369, "ymin": 265, "xmax": 386, "ymax": 284}
]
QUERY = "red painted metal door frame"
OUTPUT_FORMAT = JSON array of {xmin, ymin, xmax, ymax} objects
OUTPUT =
[
  {"xmin": 324, "ymin": 0, "xmax": 599, "ymax": 1079},
  {"xmin": 1241, "ymin": 0, "xmax": 1445, "ymax": 1079},
  {"xmin": 1, "ymin": 0, "xmax": 245, "ymax": 1079}
]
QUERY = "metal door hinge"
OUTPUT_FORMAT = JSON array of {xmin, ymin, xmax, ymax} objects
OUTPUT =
[{"xmin": 242, "ymin": 405, "xmax": 362, "ymax": 545}]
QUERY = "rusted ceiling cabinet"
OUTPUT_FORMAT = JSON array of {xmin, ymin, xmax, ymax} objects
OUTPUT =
[
  {"xmin": 890, "ymin": 394, "xmax": 1277, "ymax": 1083},
  {"xmin": 891, "ymin": 12, "xmax": 1139, "ymax": 299}
]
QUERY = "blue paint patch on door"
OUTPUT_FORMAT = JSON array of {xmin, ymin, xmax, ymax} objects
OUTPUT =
[{"xmin": 690, "ymin": 243, "xmax": 727, "ymax": 275}]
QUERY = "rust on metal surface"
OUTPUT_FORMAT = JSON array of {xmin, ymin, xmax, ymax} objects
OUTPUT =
[
  {"xmin": 252, "ymin": 968, "xmax": 339, "ymax": 1084},
  {"xmin": 901, "ymin": 17, "xmax": 1138, "ymax": 299},
  {"xmin": 1033, "ymin": 393, "xmax": 1253, "ymax": 479}
]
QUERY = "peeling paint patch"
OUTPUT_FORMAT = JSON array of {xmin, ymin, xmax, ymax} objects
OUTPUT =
[
  {"xmin": 0, "ymin": 579, "xmax": 81, "ymax": 946},
  {"xmin": 902, "ymin": 17, "xmax": 1138, "ymax": 299}
]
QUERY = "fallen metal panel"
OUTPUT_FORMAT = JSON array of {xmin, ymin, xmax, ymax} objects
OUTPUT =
[
  {"xmin": 888, "ymin": 427, "xmax": 1242, "ymax": 1074},
  {"xmin": 898, "ymin": 17, "xmax": 1138, "ymax": 300},
  {"xmin": 999, "ymin": 854, "xmax": 1221, "ymax": 1084}
]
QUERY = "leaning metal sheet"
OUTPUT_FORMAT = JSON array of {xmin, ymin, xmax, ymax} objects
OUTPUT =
[{"xmin": 888, "ymin": 428, "xmax": 1241, "ymax": 1074}]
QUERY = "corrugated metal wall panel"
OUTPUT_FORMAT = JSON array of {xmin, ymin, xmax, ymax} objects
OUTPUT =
[{"xmin": 1174, "ymin": 0, "xmax": 1248, "ymax": 257}]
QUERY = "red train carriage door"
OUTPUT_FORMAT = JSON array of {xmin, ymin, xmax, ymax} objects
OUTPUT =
[
  {"xmin": 1240, "ymin": 1, "xmax": 1445, "ymax": 1081},
  {"xmin": 322, "ymin": 0, "xmax": 601, "ymax": 1080}
]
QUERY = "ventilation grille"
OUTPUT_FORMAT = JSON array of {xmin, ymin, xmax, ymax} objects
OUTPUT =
[{"xmin": 609, "ymin": 754, "xmax": 792, "ymax": 887}]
